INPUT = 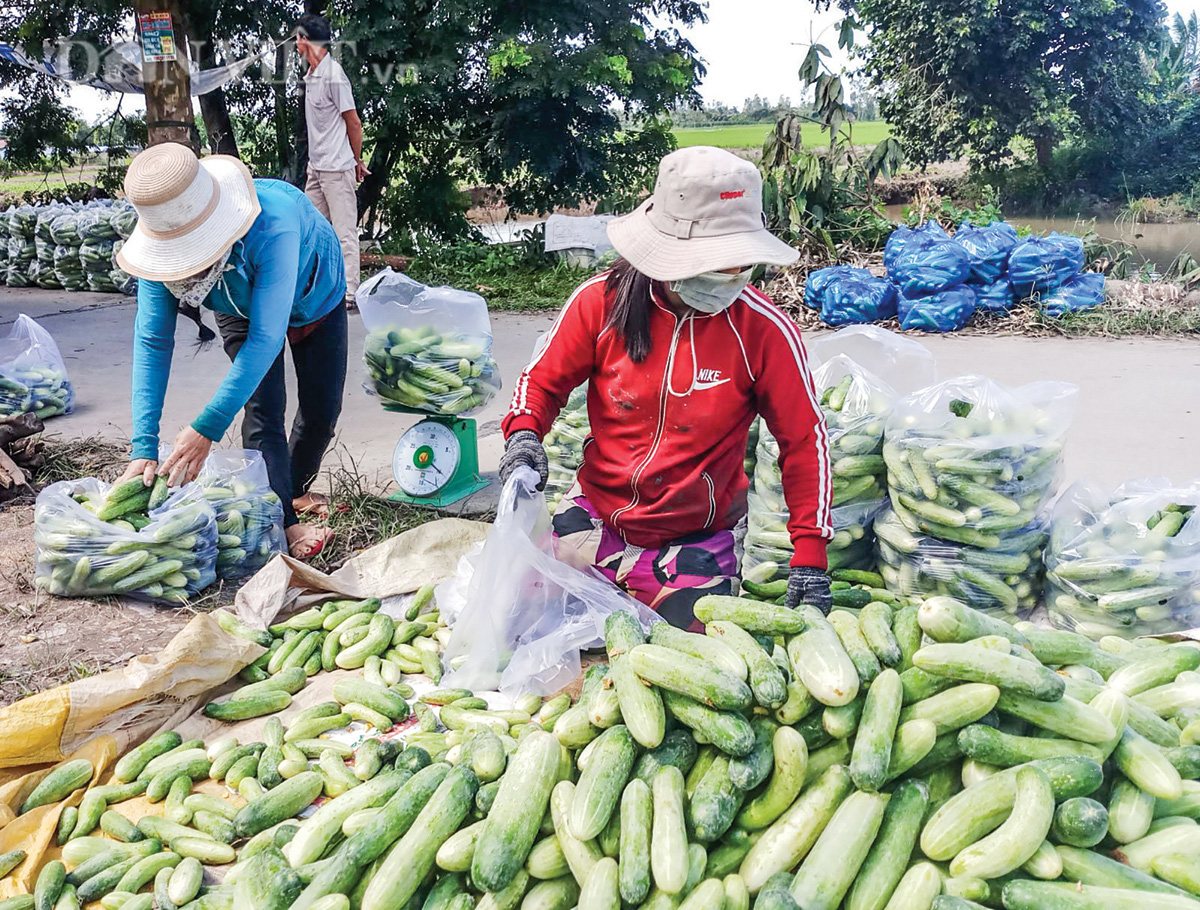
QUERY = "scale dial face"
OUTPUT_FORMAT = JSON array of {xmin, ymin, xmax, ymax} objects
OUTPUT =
[{"xmin": 393, "ymin": 420, "xmax": 461, "ymax": 497}]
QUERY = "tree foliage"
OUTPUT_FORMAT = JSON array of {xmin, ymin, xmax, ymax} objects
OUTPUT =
[
  {"xmin": 0, "ymin": 0, "xmax": 704, "ymax": 244},
  {"xmin": 826, "ymin": 0, "xmax": 1166, "ymax": 167}
]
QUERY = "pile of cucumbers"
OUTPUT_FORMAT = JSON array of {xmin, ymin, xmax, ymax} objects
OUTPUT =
[
  {"xmin": 543, "ymin": 385, "xmax": 590, "ymax": 513},
  {"xmin": 743, "ymin": 368, "xmax": 892, "ymax": 592},
  {"xmin": 33, "ymin": 477, "xmax": 218, "ymax": 604},
  {"xmin": 363, "ymin": 325, "xmax": 500, "ymax": 416},
  {"xmin": 207, "ymin": 585, "xmax": 446, "ymax": 719},
  {"xmin": 879, "ymin": 378, "xmax": 1076, "ymax": 617},
  {"xmin": 197, "ymin": 467, "xmax": 286, "ymax": 581},
  {"xmin": 1047, "ymin": 485, "xmax": 1200, "ymax": 640},
  {"xmin": 12, "ymin": 592, "xmax": 1200, "ymax": 910}
]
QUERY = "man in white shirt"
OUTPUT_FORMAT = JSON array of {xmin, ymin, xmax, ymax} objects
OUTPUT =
[{"xmin": 297, "ymin": 13, "xmax": 367, "ymax": 309}]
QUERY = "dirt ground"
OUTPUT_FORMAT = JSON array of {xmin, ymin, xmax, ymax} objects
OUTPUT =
[{"xmin": 0, "ymin": 499, "xmax": 204, "ymax": 705}]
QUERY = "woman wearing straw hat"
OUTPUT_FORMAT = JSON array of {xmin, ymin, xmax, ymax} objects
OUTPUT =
[
  {"xmin": 500, "ymin": 146, "xmax": 834, "ymax": 628},
  {"xmin": 114, "ymin": 143, "xmax": 348, "ymax": 559}
]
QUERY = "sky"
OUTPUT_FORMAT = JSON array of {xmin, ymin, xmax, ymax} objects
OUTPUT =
[{"xmin": 43, "ymin": 0, "xmax": 1200, "ymax": 122}]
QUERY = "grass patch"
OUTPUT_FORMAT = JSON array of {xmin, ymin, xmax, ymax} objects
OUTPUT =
[
  {"xmin": 406, "ymin": 242, "xmax": 591, "ymax": 312},
  {"xmin": 308, "ymin": 452, "xmax": 442, "ymax": 572},
  {"xmin": 37, "ymin": 435, "xmax": 127, "ymax": 486},
  {"xmin": 673, "ymin": 121, "xmax": 892, "ymax": 150}
]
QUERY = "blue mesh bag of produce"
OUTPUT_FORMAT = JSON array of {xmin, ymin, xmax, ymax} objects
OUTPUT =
[
  {"xmin": 898, "ymin": 285, "xmax": 976, "ymax": 332},
  {"xmin": 883, "ymin": 221, "xmax": 951, "ymax": 273},
  {"xmin": 954, "ymin": 221, "xmax": 1019, "ymax": 284},
  {"xmin": 1008, "ymin": 232, "xmax": 1086, "ymax": 296},
  {"xmin": 820, "ymin": 275, "xmax": 898, "ymax": 326},
  {"xmin": 1039, "ymin": 272, "xmax": 1105, "ymax": 317},
  {"xmin": 802, "ymin": 264, "xmax": 872, "ymax": 310},
  {"xmin": 972, "ymin": 277, "xmax": 1016, "ymax": 313},
  {"xmin": 890, "ymin": 237, "xmax": 972, "ymax": 298}
]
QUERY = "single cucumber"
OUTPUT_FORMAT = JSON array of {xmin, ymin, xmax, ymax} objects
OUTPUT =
[
  {"xmin": 20, "ymin": 759, "xmax": 94, "ymax": 814},
  {"xmin": 788, "ymin": 790, "xmax": 889, "ymax": 910},
  {"xmin": 736, "ymin": 726, "xmax": 808, "ymax": 831},
  {"xmin": 628, "ymin": 644, "xmax": 753, "ymax": 712},
  {"xmin": 914, "ymin": 642, "xmax": 1064, "ymax": 701},
  {"xmin": 850, "ymin": 669, "xmax": 902, "ymax": 793},
  {"xmin": 617, "ymin": 779, "xmax": 652, "ymax": 904},
  {"xmin": 846, "ymin": 779, "xmax": 929, "ymax": 910}
]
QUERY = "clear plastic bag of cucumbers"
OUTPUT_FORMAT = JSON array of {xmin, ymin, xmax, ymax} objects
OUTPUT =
[
  {"xmin": 197, "ymin": 449, "xmax": 286, "ymax": 581},
  {"xmin": 875, "ymin": 504, "xmax": 1047, "ymax": 616},
  {"xmin": 0, "ymin": 314, "xmax": 75, "ymax": 418},
  {"xmin": 744, "ymin": 415, "xmax": 760, "ymax": 487},
  {"xmin": 543, "ymin": 383, "xmax": 590, "ymax": 513},
  {"xmin": 1046, "ymin": 479, "xmax": 1200, "ymax": 639},
  {"xmin": 110, "ymin": 239, "xmax": 138, "ymax": 296},
  {"xmin": 358, "ymin": 268, "xmax": 501, "ymax": 416},
  {"xmin": 34, "ymin": 477, "xmax": 219, "ymax": 603}
]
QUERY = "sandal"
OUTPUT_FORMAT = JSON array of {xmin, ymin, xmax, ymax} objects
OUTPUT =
[
  {"xmin": 287, "ymin": 524, "xmax": 334, "ymax": 560},
  {"xmin": 293, "ymin": 491, "xmax": 331, "ymax": 519}
]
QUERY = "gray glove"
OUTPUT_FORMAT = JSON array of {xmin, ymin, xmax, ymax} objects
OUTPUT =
[
  {"xmin": 784, "ymin": 566, "xmax": 833, "ymax": 614},
  {"xmin": 499, "ymin": 429, "xmax": 549, "ymax": 490}
]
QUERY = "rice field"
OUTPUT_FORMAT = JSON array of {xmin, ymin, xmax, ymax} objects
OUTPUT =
[{"xmin": 673, "ymin": 121, "xmax": 892, "ymax": 150}]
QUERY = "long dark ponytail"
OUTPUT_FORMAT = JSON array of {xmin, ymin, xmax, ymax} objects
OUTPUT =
[{"xmin": 603, "ymin": 258, "xmax": 655, "ymax": 363}]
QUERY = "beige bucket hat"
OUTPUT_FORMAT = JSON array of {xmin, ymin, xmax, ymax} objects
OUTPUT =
[
  {"xmin": 606, "ymin": 146, "xmax": 799, "ymax": 282},
  {"xmin": 116, "ymin": 143, "xmax": 261, "ymax": 282}
]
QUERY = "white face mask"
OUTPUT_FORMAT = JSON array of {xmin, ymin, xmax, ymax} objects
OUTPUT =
[{"xmin": 670, "ymin": 268, "xmax": 753, "ymax": 314}]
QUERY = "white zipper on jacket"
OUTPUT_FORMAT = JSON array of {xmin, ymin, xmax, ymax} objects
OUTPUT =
[
  {"xmin": 701, "ymin": 471, "xmax": 716, "ymax": 528},
  {"xmin": 609, "ymin": 308, "xmax": 688, "ymax": 531}
]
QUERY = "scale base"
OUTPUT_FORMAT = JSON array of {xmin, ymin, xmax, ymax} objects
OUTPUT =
[
  {"xmin": 387, "ymin": 409, "xmax": 491, "ymax": 508},
  {"xmin": 388, "ymin": 474, "xmax": 489, "ymax": 508}
]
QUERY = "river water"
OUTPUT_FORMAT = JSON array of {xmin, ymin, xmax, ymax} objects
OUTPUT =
[{"xmin": 885, "ymin": 206, "xmax": 1200, "ymax": 273}]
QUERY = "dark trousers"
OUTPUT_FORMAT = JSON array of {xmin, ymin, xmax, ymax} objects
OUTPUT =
[{"xmin": 215, "ymin": 306, "xmax": 348, "ymax": 527}]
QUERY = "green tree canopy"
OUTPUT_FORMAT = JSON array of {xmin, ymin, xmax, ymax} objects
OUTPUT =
[{"xmin": 827, "ymin": 0, "xmax": 1166, "ymax": 167}]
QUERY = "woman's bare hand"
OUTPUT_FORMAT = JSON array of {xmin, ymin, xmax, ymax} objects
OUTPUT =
[
  {"xmin": 117, "ymin": 458, "xmax": 158, "ymax": 487},
  {"xmin": 159, "ymin": 426, "xmax": 213, "ymax": 487}
]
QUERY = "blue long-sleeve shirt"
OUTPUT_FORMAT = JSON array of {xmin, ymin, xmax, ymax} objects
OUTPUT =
[{"xmin": 131, "ymin": 178, "xmax": 346, "ymax": 459}]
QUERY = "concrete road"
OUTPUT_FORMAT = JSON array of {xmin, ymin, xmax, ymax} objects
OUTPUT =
[{"xmin": 2, "ymin": 288, "xmax": 1197, "ymax": 511}]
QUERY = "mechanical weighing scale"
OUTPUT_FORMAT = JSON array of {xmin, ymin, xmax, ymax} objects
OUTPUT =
[{"xmin": 386, "ymin": 404, "xmax": 490, "ymax": 507}]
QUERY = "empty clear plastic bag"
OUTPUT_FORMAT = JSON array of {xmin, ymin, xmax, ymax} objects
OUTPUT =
[
  {"xmin": 440, "ymin": 466, "xmax": 655, "ymax": 696},
  {"xmin": 198, "ymin": 449, "xmax": 286, "ymax": 581},
  {"xmin": 1046, "ymin": 479, "xmax": 1200, "ymax": 639},
  {"xmin": 358, "ymin": 268, "xmax": 501, "ymax": 416},
  {"xmin": 0, "ymin": 314, "xmax": 75, "ymax": 418},
  {"xmin": 35, "ymin": 478, "xmax": 218, "ymax": 604}
]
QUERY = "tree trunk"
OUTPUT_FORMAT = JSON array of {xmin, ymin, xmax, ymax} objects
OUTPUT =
[
  {"xmin": 1034, "ymin": 132, "xmax": 1055, "ymax": 169},
  {"xmin": 274, "ymin": 43, "xmax": 297, "ymax": 183},
  {"xmin": 135, "ymin": 0, "xmax": 198, "ymax": 152},
  {"xmin": 189, "ymin": 29, "xmax": 239, "ymax": 157}
]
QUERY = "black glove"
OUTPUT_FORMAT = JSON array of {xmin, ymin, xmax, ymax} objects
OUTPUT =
[
  {"xmin": 499, "ymin": 429, "xmax": 549, "ymax": 490},
  {"xmin": 784, "ymin": 566, "xmax": 833, "ymax": 614}
]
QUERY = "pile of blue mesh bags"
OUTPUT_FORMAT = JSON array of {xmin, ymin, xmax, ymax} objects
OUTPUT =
[{"xmin": 803, "ymin": 220, "xmax": 1105, "ymax": 333}]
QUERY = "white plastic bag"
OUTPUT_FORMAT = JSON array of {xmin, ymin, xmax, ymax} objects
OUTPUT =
[
  {"xmin": 742, "ymin": 327, "xmax": 935, "ymax": 596},
  {"xmin": 1046, "ymin": 479, "xmax": 1200, "ymax": 639},
  {"xmin": 881, "ymin": 375, "xmax": 1077, "ymax": 616},
  {"xmin": 358, "ymin": 268, "xmax": 501, "ymax": 416},
  {"xmin": 0, "ymin": 314, "xmax": 75, "ymax": 418},
  {"xmin": 544, "ymin": 384, "xmax": 590, "ymax": 513},
  {"xmin": 197, "ymin": 449, "xmax": 286, "ymax": 581},
  {"xmin": 34, "ymin": 478, "xmax": 218, "ymax": 604},
  {"xmin": 440, "ymin": 467, "xmax": 654, "ymax": 696}
]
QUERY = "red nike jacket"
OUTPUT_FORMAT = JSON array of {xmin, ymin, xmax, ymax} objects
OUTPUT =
[{"xmin": 502, "ymin": 272, "xmax": 834, "ymax": 569}]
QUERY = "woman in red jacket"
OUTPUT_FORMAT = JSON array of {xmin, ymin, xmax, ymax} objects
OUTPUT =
[{"xmin": 500, "ymin": 146, "xmax": 833, "ymax": 627}]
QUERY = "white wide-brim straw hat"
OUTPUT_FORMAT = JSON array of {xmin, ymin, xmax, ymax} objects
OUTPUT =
[
  {"xmin": 116, "ymin": 143, "xmax": 261, "ymax": 282},
  {"xmin": 606, "ymin": 145, "xmax": 800, "ymax": 283}
]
